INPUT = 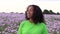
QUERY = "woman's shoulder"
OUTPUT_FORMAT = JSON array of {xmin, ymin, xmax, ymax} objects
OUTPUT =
[
  {"xmin": 41, "ymin": 22, "xmax": 47, "ymax": 29},
  {"xmin": 40, "ymin": 22, "xmax": 46, "ymax": 25},
  {"xmin": 41, "ymin": 22, "xmax": 45, "ymax": 25},
  {"xmin": 20, "ymin": 20, "xmax": 28, "ymax": 24},
  {"xmin": 39, "ymin": 22, "xmax": 46, "ymax": 27}
]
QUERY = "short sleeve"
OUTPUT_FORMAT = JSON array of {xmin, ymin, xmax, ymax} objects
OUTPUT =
[
  {"xmin": 17, "ymin": 20, "xmax": 25, "ymax": 34},
  {"xmin": 42, "ymin": 23, "xmax": 48, "ymax": 34}
]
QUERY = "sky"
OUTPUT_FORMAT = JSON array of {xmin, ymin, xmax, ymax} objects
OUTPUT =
[{"xmin": 0, "ymin": 0, "xmax": 60, "ymax": 13}]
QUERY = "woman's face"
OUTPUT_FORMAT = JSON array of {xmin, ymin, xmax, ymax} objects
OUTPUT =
[{"xmin": 27, "ymin": 6, "xmax": 34, "ymax": 19}]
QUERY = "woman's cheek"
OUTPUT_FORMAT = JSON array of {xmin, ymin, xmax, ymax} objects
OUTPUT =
[{"xmin": 27, "ymin": 14, "xmax": 30, "ymax": 18}]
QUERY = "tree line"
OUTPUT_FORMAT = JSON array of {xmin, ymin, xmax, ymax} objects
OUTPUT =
[{"xmin": 43, "ymin": 9, "xmax": 60, "ymax": 15}]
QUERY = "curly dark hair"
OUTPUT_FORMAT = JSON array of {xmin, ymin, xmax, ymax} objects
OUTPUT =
[{"xmin": 25, "ymin": 5, "xmax": 45, "ymax": 24}]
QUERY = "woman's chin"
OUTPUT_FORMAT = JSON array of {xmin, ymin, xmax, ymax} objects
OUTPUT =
[{"xmin": 28, "ymin": 17, "xmax": 29, "ymax": 18}]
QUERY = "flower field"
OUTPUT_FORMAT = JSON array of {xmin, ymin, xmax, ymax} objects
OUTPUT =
[{"xmin": 0, "ymin": 13, "xmax": 60, "ymax": 34}]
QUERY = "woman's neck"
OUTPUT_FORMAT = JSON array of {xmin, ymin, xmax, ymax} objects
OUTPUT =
[{"xmin": 29, "ymin": 18, "xmax": 33, "ymax": 23}]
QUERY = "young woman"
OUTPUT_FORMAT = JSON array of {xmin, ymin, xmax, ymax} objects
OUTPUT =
[{"xmin": 18, "ymin": 5, "xmax": 48, "ymax": 34}]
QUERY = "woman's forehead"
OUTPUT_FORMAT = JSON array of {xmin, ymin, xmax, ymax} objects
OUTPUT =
[{"xmin": 28, "ymin": 6, "xmax": 34, "ymax": 10}]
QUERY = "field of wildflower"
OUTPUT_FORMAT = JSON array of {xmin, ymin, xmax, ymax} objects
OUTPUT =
[{"xmin": 0, "ymin": 13, "xmax": 60, "ymax": 34}]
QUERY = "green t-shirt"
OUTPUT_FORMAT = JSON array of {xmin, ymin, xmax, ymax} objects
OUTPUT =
[{"xmin": 18, "ymin": 20, "xmax": 48, "ymax": 34}]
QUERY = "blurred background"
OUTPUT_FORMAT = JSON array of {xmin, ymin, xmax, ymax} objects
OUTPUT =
[{"xmin": 0, "ymin": 0, "xmax": 60, "ymax": 34}]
